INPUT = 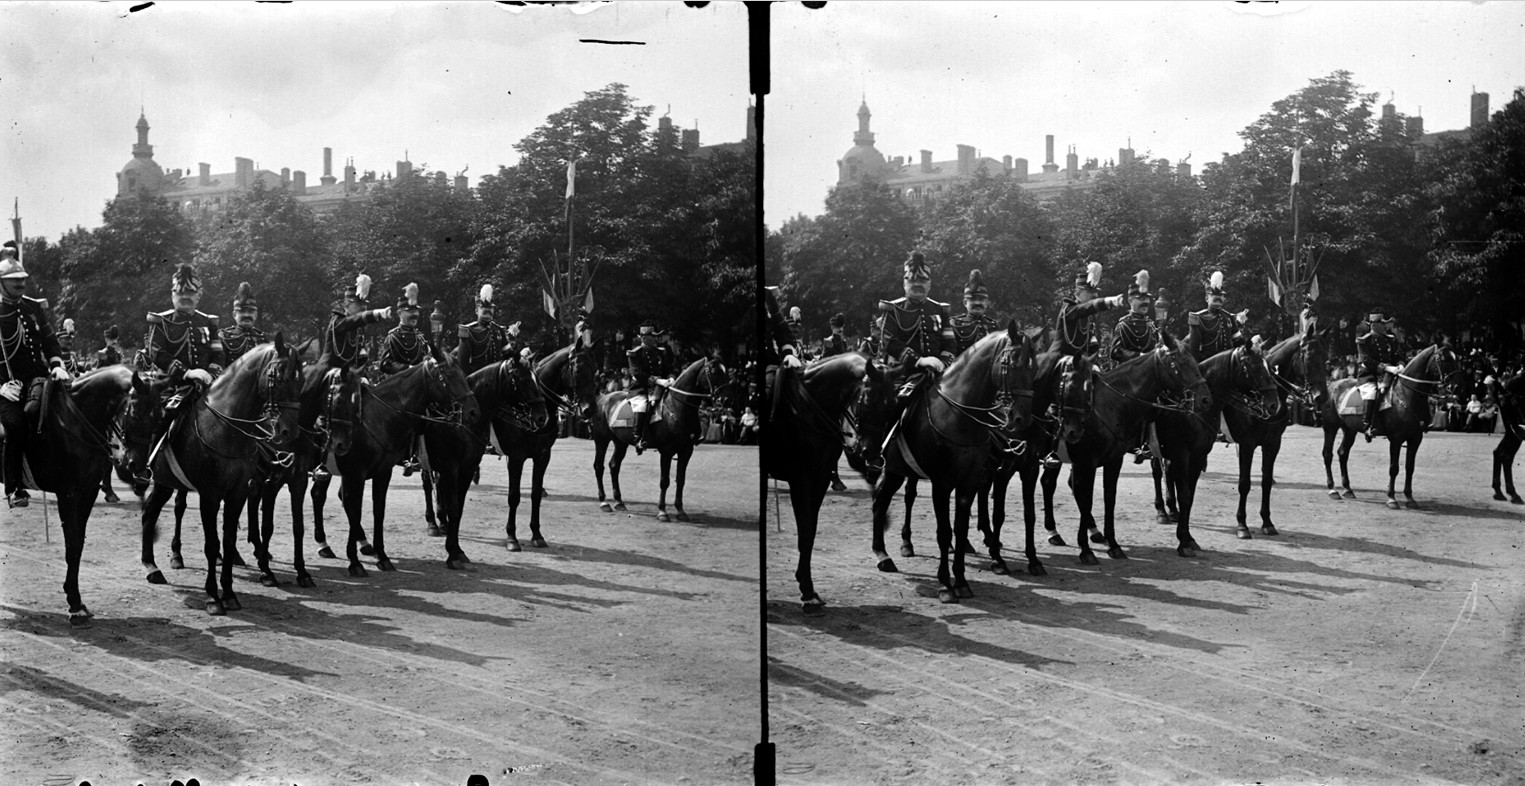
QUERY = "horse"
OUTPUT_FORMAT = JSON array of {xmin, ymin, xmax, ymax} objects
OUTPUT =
[
  {"xmin": 870, "ymin": 323, "xmax": 1038, "ymax": 603},
  {"xmin": 422, "ymin": 355, "xmax": 548, "ymax": 568},
  {"xmin": 1149, "ymin": 344, "xmax": 1278, "ymax": 550},
  {"xmin": 1320, "ymin": 341, "xmax": 1462, "ymax": 509},
  {"xmin": 484, "ymin": 333, "xmax": 596, "ymax": 551},
  {"xmin": 127, "ymin": 339, "xmax": 304, "ymax": 615},
  {"xmin": 1492, "ymin": 375, "xmax": 1525, "ymax": 504},
  {"xmin": 1060, "ymin": 332, "xmax": 1211, "ymax": 563},
  {"xmin": 589, "ymin": 356, "xmax": 726, "ymax": 522},
  {"xmin": 764, "ymin": 351, "xmax": 879, "ymax": 614},
  {"xmin": 312, "ymin": 344, "xmax": 479, "ymax": 576},
  {"xmin": 1, "ymin": 365, "xmax": 144, "ymax": 626}
]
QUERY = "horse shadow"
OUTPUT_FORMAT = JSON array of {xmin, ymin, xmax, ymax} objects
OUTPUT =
[
  {"xmin": 502, "ymin": 542, "xmax": 755, "ymax": 587},
  {"xmin": 1232, "ymin": 524, "xmax": 1500, "ymax": 570},
  {"xmin": 1412, "ymin": 499, "xmax": 1525, "ymax": 524},
  {"xmin": 768, "ymin": 601, "xmax": 1072, "ymax": 669},
  {"xmin": 766, "ymin": 656, "xmax": 896, "ymax": 708},
  {"xmin": 0, "ymin": 658, "xmax": 160, "ymax": 719}
]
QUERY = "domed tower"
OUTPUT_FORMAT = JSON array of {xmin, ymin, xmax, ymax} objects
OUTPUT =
[
  {"xmin": 116, "ymin": 112, "xmax": 166, "ymax": 196},
  {"xmin": 837, "ymin": 100, "xmax": 888, "ymax": 185}
]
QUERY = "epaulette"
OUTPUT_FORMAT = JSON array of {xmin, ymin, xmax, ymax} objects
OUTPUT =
[
  {"xmin": 196, "ymin": 310, "xmax": 219, "ymax": 322},
  {"xmin": 22, "ymin": 295, "xmax": 49, "ymax": 310},
  {"xmin": 147, "ymin": 310, "xmax": 172, "ymax": 324},
  {"xmin": 458, "ymin": 324, "xmax": 473, "ymax": 338},
  {"xmin": 878, "ymin": 297, "xmax": 907, "ymax": 311},
  {"xmin": 1187, "ymin": 311, "xmax": 1202, "ymax": 326},
  {"xmin": 1355, "ymin": 331, "xmax": 1373, "ymax": 342}
]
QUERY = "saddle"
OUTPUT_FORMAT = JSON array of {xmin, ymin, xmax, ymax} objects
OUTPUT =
[
  {"xmin": 609, "ymin": 390, "xmax": 668, "ymax": 430},
  {"xmin": 1336, "ymin": 385, "xmax": 1393, "ymax": 417}
]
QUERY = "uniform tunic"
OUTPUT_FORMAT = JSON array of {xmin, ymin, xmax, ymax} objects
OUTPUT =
[
  {"xmin": 820, "ymin": 333, "xmax": 850, "ymax": 358},
  {"xmin": 949, "ymin": 312, "xmax": 1000, "ymax": 357},
  {"xmin": 57, "ymin": 348, "xmax": 82, "ymax": 376},
  {"xmin": 379, "ymin": 324, "xmax": 430, "ymax": 376},
  {"xmin": 144, "ymin": 309, "xmax": 224, "ymax": 376},
  {"xmin": 762, "ymin": 288, "xmax": 797, "ymax": 367},
  {"xmin": 1355, "ymin": 329, "xmax": 1403, "ymax": 384},
  {"xmin": 455, "ymin": 320, "xmax": 510, "ymax": 375},
  {"xmin": 877, "ymin": 296, "xmax": 954, "ymax": 376},
  {"xmin": 0, "ymin": 296, "xmax": 63, "ymax": 385},
  {"xmin": 325, "ymin": 308, "xmax": 389, "ymax": 368},
  {"xmin": 1054, "ymin": 296, "xmax": 1124, "ymax": 356},
  {"xmin": 219, "ymin": 324, "xmax": 268, "ymax": 367},
  {"xmin": 1185, "ymin": 307, "xmax": 1240, "ymax": 360},
  {"xmin": 627, "ymin": 343, "xmax": 676, "ymax": 396},
  {"xmin": 1109, "ymin": 312, "xmax": 1159, "ymax": 363}
]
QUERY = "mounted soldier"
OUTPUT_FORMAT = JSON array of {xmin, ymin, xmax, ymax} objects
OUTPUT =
[
  {"xmin": 95, "ymin": 325, "xmax": 124, "ymax": 370},
  {"xmin": 950, "ymin": 269, "xmax": 1000, "ymax": 357},
  {"xmin": 1185, "ymin": 271, "xmax": 1247, "ymax": 360},
  {"xmin": 1, "ymin": 242, "xmax": 71, "ymax": 508},
  {"xmin": 1110, "ymin": 270, "xmax": 1159, "ymax": 462},
  {"xmin": 1356, "ymin": 305, "xmax": 1403, "ymax": 442},
  {"xmin": 144, "ymin": 263, "xmax": 224, "ymax": 441},
  {"xmin": 820, "ymin": 313, "xmax": 849, "ymax": 358},
  {"xmin": 785, "ymin": 306, "xmax": 807, "ymax": 361},
  {"xmin": 858, "ymin": 316, "xmax": 882, "ymax": 357},
  {"xmin": 1055, "ymin": 261, "xmax": 1125, "ymax": 357},
  {"xmin": 880, "ymin": 250, "xmax": 955, "ymax": 432},
  {"xmin": 220, "ymin": 281, "xmax": 267, "ymax": 367},
  {"xmin": 325, "ymin": 273, "xmax": 392, "ymax": 370},
  {"xmin": 56, "ymin": 318, "xmax": 83, "ymax": 376},
  {"xmin": 627, "ymin": 318, "xmax": 677, "ymax": 455},
  {"xmin": 379, "ymin": 283, "xmax": 429, "ymax": 475},
  {"xmin": 456, "ymin": 284, "xmax": 517, "ymax": 375}
]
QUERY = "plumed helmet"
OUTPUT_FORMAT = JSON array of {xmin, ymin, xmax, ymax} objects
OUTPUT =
[
  {"xmin": 233, "ymin": 281, "xmax": 258, "ymax": 312},
  {"xmin": 1205, "ymin": 271, "xmax": 1225, "ymax": 297},
  {"xmin": 0, "ymin": 242, "xmax": 26, "ymax": 279},
  {"xmin": 903, "ymin": 251, "xmax": 932, "ymax": 280},
  {"xmin": 829, "ymin": 312, "xmax": 845, "ymax": 328},
  {"xmin": 1075, "ymin": 261, "xmax": 1103, "ymax": 290},
  {"xmin": 171, "ymin": 263, "xmax": 202, "ymax": 294},
  {"xmin": 788, "ymin": 306, "xmax": 802, "ymax": 322},
  {"xmin": 964, "ymin": 269, "xmax": 989, "ymax": 298},
  {"xmin": 475, "ymin": 283, "xmax": 495, "ymax": 309},
  {"xmin": 397, "ymin": 282, "xmax": 420, "ymax": 313},
  {"xmin": 638, "ymin": 318, "xmax": 658, "ymax": 336},
  {"xmin": 1127, "ymin": 270, "xmax": 1153, "ymax": 300},
  {"xmin": 345, "ymin": 273, "xmax": 373, "ymax": 304},
  {"xmin": 1365, "ymin": 305, "xmax": 1393, "ymax": 324},
  {"xmin": 61, "ymin": 318, "xmax": 76, "ymax": 335},
  {"xmin": 104, "ymin": 324, "xmax": 121, "ymax": 341}
]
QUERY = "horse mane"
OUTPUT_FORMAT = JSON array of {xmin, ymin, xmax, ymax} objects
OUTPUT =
[
  {"xmin": 803, "ymin": 352, "xmax": 868, "ymax": 387},
  {"xmin": 1263, "ymin": 333, "xmax": 1304, "ymax": 370},
  {"xmin": 1402, "ymin": 343, "xmax": 1440, "ymax": 377},
  {"xmin": 69, "ymin": 363, "xmax": 133, "ymax": 395},
  {"xmin": 942, "ymin": 330, "xmax": 1008, "ymax": 386}
]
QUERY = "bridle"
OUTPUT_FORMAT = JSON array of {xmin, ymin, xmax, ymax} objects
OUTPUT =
[
  {"xmin": 1219, "ymin": 346, "xmax": 1280, "ymax": 421},
  {"xmin": 925, "ymin": 336, "xmax": 1032, "ymax": 449},
  {"xmin": 1274, "ymin": 338, "xmax": 1325, "ymax": 409},
  {"xmin": 496, "ymin": 359, "xmax": 548, "ymax": 431},
  {"xmin": 1102, "ymin": 343, "xmax": 1206, "ymax": 416},
  {"xmin": 363, "ymin": 357, "xmax": 475, "ymax": 427}
]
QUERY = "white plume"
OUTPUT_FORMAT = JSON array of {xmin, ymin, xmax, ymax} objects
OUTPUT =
[
  {"xmin": 479, "ymin": 284, "xmax": 494, "ymax": 304},
  {"xmin": 405, "ymin": 282, "xmax": 419, "ymax": 306},
  {"xmin": 1134, "ymin": 270, "xmax": 1149, "ymax": 293},
  {"xmin": 1086, "ymin": 261, "xmax": 1103, "ymax": 288},
  {"xmin": 354, "ymin": 273, "xmax": 372, "ymax": 301},
  {"xmin": 1209, "ymin": 271, "xmax": 1224, "ymax": 290}
]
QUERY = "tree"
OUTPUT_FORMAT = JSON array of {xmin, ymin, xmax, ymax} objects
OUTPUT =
[{"xmin": 678, "ymin": 142, "xmax": 757, "ymax": 359}]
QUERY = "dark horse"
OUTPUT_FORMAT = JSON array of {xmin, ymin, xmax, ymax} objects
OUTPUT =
[
  {"xmin": 765, "ymin": 351, "xmax": 879, "ymax": 614},
  {"xmin": 478, "ymin": 334, "xmax": 596, "ymax": 551},
  {"xmin": 590, "ymin": 356, "xmax": 726, "ymax": 522},
  {"xmin": 423, "ymin": 355, "xmax": 548, "ymax": 567},
  {"xmin": 871, "ymin": 324, "xmax": 1037, "ymax": 603},
  {"xmin": 2, "ymin": 365, "xmax": 144, "ymax": 625},
  {"xmin": 129, "ymin": 339, "xmax": 303, "ymax": 614},
  {"xmin": 1151, "ymin": 343, "xmax": 1279, "ymax": 549},
  {"xmin": 1491, "ymin": 375, "xmax": 1525, "ymax": 504},
  {"xmin": 312, "ymin": 345, "xmax": 479, "ymax": 576},
  {"xmin": 1062, "ymin": 332, "xmax": 1211, "ymax": 563},
  {"xmin": 1320, "ymin": 341, "xmax": 1462, "ymax": 509}
]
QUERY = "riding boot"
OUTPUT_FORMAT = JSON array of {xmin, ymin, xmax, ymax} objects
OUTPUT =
[
  {"xmin": 1132, "ymin": 424, "xmax": 1153, "ymax": 464},
  {"xmin": 634, "ymin": 410, "xmax": 650, "ymax": 455},
  {"xmin": 310, "ymin": 437, "xmax": 332, "ymax": 479},
  {"xmin": 1362, "ymin": 398, "xmax": 1380, "ymax": 442},
  {"xmin": 4, "ymin": 431, "xmax": 29, "ymax": 508}
]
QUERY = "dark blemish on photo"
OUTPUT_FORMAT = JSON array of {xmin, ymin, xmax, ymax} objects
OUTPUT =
[
  {"xmin": 579, "ymin": 39, "xmax": 648, "ymax": 46},
  {"xmin": 128, "ymin": 2, "xmax": 153, "ymax": 12}
]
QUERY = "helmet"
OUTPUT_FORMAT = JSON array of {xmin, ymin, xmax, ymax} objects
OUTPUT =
[
  {"xmin": 233, "ymin": 281, "xmax": 258, "ymax": 312},
  {"xmin": 903, "ymin": 251, "xmax": 931, "ymax": 281},
  {"xmin": 172, "ymin": 263, "xmax": 202, "ymax": 294},
  {"xmin": 397, "ymin": 282, "xmax": 421, "ymax": 313},
  {"xmin": 344, "ymin": 273, "xmax": 373, "ymax": 304},
  {"xmin": 963, "ymin": 269, "xmax": 990, "ymax": 299},
  {"xmin": 1127, "ymin": 270, "xmax": 1153, "ymax": 300}
]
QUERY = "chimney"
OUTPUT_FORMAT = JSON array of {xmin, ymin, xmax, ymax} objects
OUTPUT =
[
  {"xmin": 280, "ymin": 167, "xmax": 290, "ymax": 185},
  {"xmin": 455, "ymin": 173, "xmax": 468, "ymax": 191},
  {"xmin": 321, "ymin": 147, "xmax": 337, "ymax": 186},
  {"xmin": 1405, "ymin": 115, "xmax": 1424, "ymax": 138},
  {"xmin": 1065, "ymin": 146, "xmax": 1078, "ymax": 180},
  {"xmin": 435, "ymin": 171, "xmax": 447, "ymax": 186},
  {"xmin": 235, "ymin": 156, "xmax": 253, "ymax": 188},
  {"xmin": 1119, "ymin": 147, "xmax": 1135, "ymax": 166},
  {"xmin": 1043, "ymin": 135, "xmax": 1059, "ymax": 174},
  {"xmin": 1382, "ymin": 102, "xmax": 1396, "ymax": 120},
  {"xmin": 1471, "ymin": 91, "xmax": 1490, "ymax": 129},
  {"xmin": 956, "ymin": 144, "xmax": 975, "ymax": 175},
  {"xmin": 1177, "ymin": 161, "xmax": 1193, "ymax": 179},
  {"xmin": 681, "ymin": 128, "xmax": 700, "ymax": 152},
  {"xmin": 397, "ymin": 160, "xmax": 412, "ymax": 179},
  {"xmin": 344, "ymin": 161, "xmax": 356, "ymax": 192},
  {"xmin": 293, "ymin": 170, "xmax": 307, "ymax": 195},
  {"xmin": 198, "ymin": 162, "xmax": 211, "ymax": 186},
  {"xmin": 746, "ymin": 105, "xmax": 756, "ymax": 142},
  {"xmin": 1002, "ymin": 154, "xmax": 1012, "ymax": 172},
  {"xmin": 920, "ymin": 149, "xmax": 933, "ymax": 173},
  {"xmin": 659, "ymin": 116, "xmax": 673, "ymax": 136},
  {"xmin": 1013, "ymin": 158, "xmax": 1029, "ymax": 182}
]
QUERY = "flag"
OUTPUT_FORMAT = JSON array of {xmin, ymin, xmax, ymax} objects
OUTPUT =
[
  {"xmin": 542, "ymin": 289, "xmax": 558, "ymax": 320},
  {"xmin": 565, "ymin": 158, "xmax": 577, "ymax": 200},
  {"xmin": 1308, "ymin": 274, "xmax": 1320, "ymax": 303},
  {"xmin": 10, "ymin": 198, "xmax": 21, "ymax": 255},
  {"xmin": 1291, "ymin": 147, "xmax": 1301, "ymax": 186},
  {"xmin": 582, "ymin": 287, "xmax": 594, "ymax": 314},
  {"xmin": 1267, "ymin": 276, "xmax": 1281, "ymax": 307}
]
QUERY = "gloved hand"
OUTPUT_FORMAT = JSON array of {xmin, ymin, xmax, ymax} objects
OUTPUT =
[
  {"xmin": 658, "ymin": 377, "xmax": 675, "ymax": 388},
  {"xmin": 51, "ymin": 365, "xmax": 72, "ymax": 381},
  {"xmin": 0, "ymin": 380, "xmax": 20, "ymax": 402},
  {"xmin": 185, "ymin": 368, "xmax": 214, "ymax": 386},
  {"xmin": 383, "ymin": 306, "xmax": 396, "ymax": 321},
  {"xmin": 1235, "ymin": 309, "xmax": 1250, "ymax": 324},
  {"xmin": 1386, "ymin": 365, "xmax": 1402, "ymax": 375},
  {"xmin": 782, "ymin": 354, "xmax": 803, "ymax": 369},
  {"xmin": 508, "ymin": 321, "xmax": 522, "ymax": 337},
  {"xmin": 916, "ymin": 356, "xmax": 946, "ymax": 373}
]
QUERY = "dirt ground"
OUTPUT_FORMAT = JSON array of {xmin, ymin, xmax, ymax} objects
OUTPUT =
[
  {"xmin": 766, "ymin": 426, "xmax": 1525, "ymax": 785},
  {"xmin": 1, "ymin": 439, "xmax": 760, "ymax": 786}
]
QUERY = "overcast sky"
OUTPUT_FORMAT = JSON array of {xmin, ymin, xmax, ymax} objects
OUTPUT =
[
  {"xmin": 1, "ymin": 1, "xmax": 749, "ymax": 243},
  {"xmin": 766, "ymin": 1, "xmax": 1525, "ymax": 227}
]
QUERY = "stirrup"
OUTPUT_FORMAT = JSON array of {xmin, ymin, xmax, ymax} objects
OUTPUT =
[
  {"xmin": 310, "ymin": 465, "xmax": 331, "ymax": 480},
  {"xmin": 7, "ymin": 490, "xmax": 30, "ymax": 509},
  {"xmin": 401, "ymin": 457, "xmax": 420, "ymax": 477},
  {"xmin": 1133, "ymin": 446, "xmax": 1152, "ymax": 465},
  {"xmin": 1041, "ymin": 452, "xmax": 1061, "ymax": 470}
]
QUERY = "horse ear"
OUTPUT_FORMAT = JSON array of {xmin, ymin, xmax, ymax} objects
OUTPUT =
[
  {"xmin": 131, "ymin": 371, "xmax": 150, "ymax": 395},
  {"xmin": 273, "ymin": 332, "xmax": 286, "ymax": 354}
]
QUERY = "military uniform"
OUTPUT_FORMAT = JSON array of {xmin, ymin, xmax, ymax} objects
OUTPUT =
[
  {"xmin": 219, "ymin": 323, "xmax": 267, "ymax": 366},
  {"xmin": 1355, "ymin": 310, "xmax": 1404, "ymax": 439},
  {"xmin": 56, "ymin": 321, "xmax": 83, "ymax": 376},
  {"xmin": 95, "ymin": 325, "xmax": 124, "ymax": 370},
  {"xmin": 1109, "ymin": 312, "xmax": 1158, "ymax": 363},
  {"xmin": 1055, "ymin": 296, "xmax": 1124, "ymax": 357},
  {"xmin": 762, "ymin": 287, "xmax": 799, "ymax": 367},
  {"xmin": 144, "ymin": 308, "xmax": 224, "ymax": 377},
  {"xmin": 1185, "ymin": 306, "xmax": 1240, "ymax": 359},
  {"xmin": 1, "ymin": 292, "xmax": 66, "ymax": 505},
  {"xmin": 627, "ymin": 323, "xmax": 677, "ymax": 452},
  {"xmin": 456, "ymin": 319, "xmax": 510, "ymax": 375},
  {"xmin": 879, "ymin": 296, "xmax": 955, "ymax": 375},
  {"xmin": 949, "ymin": 312, "xmax": 999, "ymax": 356},
  {"xmin": 379, "ymin": 324, "xmax": 430, "ymax": 375}
]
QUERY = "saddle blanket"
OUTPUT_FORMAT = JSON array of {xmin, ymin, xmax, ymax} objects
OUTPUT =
[
  {"xmin": 608, "ymin": 399, "xmax": 664, "ymax": 430},
  {"xmin": 1336, "ymin": 386, "xmax": 1391, "ymax": 417}
]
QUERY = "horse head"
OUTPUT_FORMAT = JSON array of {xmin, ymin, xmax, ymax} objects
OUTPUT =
[
  {"xmin": 995, "ymin": 320, "xmax": 1038, "ymax": 434},
  {"xmin": 500, "ymin": 355, "xmax": 549, "ymax": 430},
  {"xmin": 1228, "ymin": 343, "xmax": 1282, "ymax": 420},
  {"xmin": 565, "ymin": 333, "xmax": 600, "ymax": 418},
  {"xmin": 321, "ymin": 364, "xmax": 363, "ymax": 458},
  {"xmin": 1156, "ymin": 331, "xmax": 1212, "ymax": 414},
  {"xmin": 119, "ymin": 370, "xmax": 168, "ymax": 495},
  {"xmin": 426, "ymin": 342, "xmax": 481, "ymax": 426},
  {"xmin": 1429, "ymin": 340, "xmax": 1466, "ymax": 401},
  {"xmin": 1294, "ymin": 327, "xmax": 1332, "ymax": 412},
  {"xmin": 261, "ymin": 334, "xmax": 304, "ymax": 447},
  {"xmin": 1054, "ymin": 353, "xmax": 1094, "ymax": 445}
]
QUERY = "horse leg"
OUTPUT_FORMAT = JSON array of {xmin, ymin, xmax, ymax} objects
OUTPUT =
[
  {"xmin": 899, "ymin": 478, "xmax": 918, "ymax": 557},
  {"xmin": 342, "ymin": 475, "xmax": 368, "ymax": 577},
  {"xmin": 1019, "ymin": 463, "xmax": 1047, "ymax": 574},
  {"xmin": 1174, "ymin": 457, "xmax": 1201, "ymax": 557},
  {"xmin": 792, "ymin": 474, "xmax": 831, "ymax": 614},
  {"xmin": 372, "ymin": 473, "xmax": 396, "ymax": 571},
  {"xmin": 985, "ymin": 466, "xmax": 1009, "ymax": 574},
  {"xmin": 656, "ymin": 450, "xmax": 674, "ymax": 522},
  {"xmin": 1151, "ymin": 453, "xmax": 1171, "ymax": 524},
  {"xmin": 1385, "ymin": 438, "xmax": 1403, "ymax": 510},
  {"xmin": 871, "ymin": 471, "xmax": 908, "ymax": 572},
  {"xmin": 1163, "ymin": 456, "xmax": 1179, "ymax": 521},
  {"xmin": 932, "ymin": 484, "xmax": 958, "ymax": 603},
  {"xmin": 1040, "ymin": 460, "xmax": 1064, "ymax": 546},
  {"xmin": 1260, "ymin": 437, "xmax": 1281, "ymax": 535},
  {"xmin": 58, "ymin": 493, "xmax": 95, "ymax": 626},
  {"xmin": 220, "ymin": 491, "xmax": 246, "ymax": 612},
  {"xmin": 100, "ymin": 469, "xmax": 120, "ymax": 504},
  {"xmin": 423, "ymin": 469, "xmax": 441, "ymax": 537},
  {"xmin": 253, "ymin": 477, "xmax": 279, "ymax": 587},
  {"xmin": 201, "ymin": 494, "xmax": 226, "ymax": 615},
  {"xmin": 1071, "ymin": 463, "xmax": 1100, "ymax": 565},
  {"xmin": 444, "ymin": 469, "xmax": 472, "ymax": 569},
  {"xmin": 1235, "ymin": 443, "xmax": 1255, "ymax": 539},
  {"xmin": 1498, "ymin": 431, "xmax": 1524, "ymax": 504},
  {"xmin": 1337, "ymin": 428, "xmax": 1358, "ymax": 497},
  {"xmin": 528, "ymin": 451, "xmax": 551, "ymax": 546},
  {"xmin": 952, "ymin": 487, "xmax": 975, "ymax": 599},
  {"xmin": 608, "ymin": 442, "xmax": 629, "ymax": 511},
  {"xmin": 140, "ymin": 484, "xmax": 176, "ymax": 584},
  {"xmin": 1322, "ymin": 423, "xmax": 1340, "ymax": 499},
  {"xmin": 1102, "ymin": 457, "xmax": 1128, "ymax": 559},
  {"xmin": 287, "ymin": 473, "xmax": 315, "ymax": 587},
  {"xmin": 1402, "ymin": 435, "xmax": 1422, "ymax": 509},
  {"xmin": 594, "ymin": 437, "xmax": 612, "ymax": 512},
  {"xmin": 170, "ymin": 488, "xmax": 187, "ymax": 570},
  {"xmin": 505, "ymin": 457, "xmax": 525, "ymax": 550},
  {"xmin": 312, "ymin": 473, "xmax": 336, "ymax": 558},
  {"xmin": 672, "ymin": 445, "xmax": 693, "ymax": 522}
]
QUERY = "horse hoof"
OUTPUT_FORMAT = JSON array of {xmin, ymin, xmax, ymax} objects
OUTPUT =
[
  {"xmin": 531, "ymin": 537, "xmax": 547, "ymax": 548},
  {"xmin": 1027, "ymin": 562, "xmax": 1047, "ymax": 577},
  {"xmin": 990, "ymin": 558, "xmax": 1008, "ymax": 575},
  {"xmin": 1236, "ymin": 528, "xmax": 1252, "ymax": 541},
  {"xmin": 455, "ymin": 552, "xmax": 472, "ymax": 565},
  {"xmin": 297, "ymin": 575, "xmax": 315, "ymax": 588},
  {"xmin": 318, "ymin": 546, "xmax": 336, "ymax": 559},
  {"xmin": 1341, "ymin": 490, "xmax": 1356, "ymax": 499},
  {"xmin": 1494, "ymin": 491, "xmax": 1507, "ymax": 501},
  {"xmin": 1156, "ymin": 515, "xmax": 1173, "ymax": 526},
  {"xmin": 1328, "ymin": 490, "xmax": 1341, "ymax": 500},
  {"xmin": 657, "ymin": 512, "xmax": 672, "ymax": 523},
  {"xmin": 69, "ymin": 612, "xmax": 94, "ymax": 628},
  {"xmin": 206, "ymin": 601, "xmax": 226, "ymax": 616},
  {"xmin": 1089, "ymin": 531, "xmax": 1106, "ymax": 545},
  {"xmin": 802, "ymin": 596, "xmax": 827, "ymax": 616},
  {"xmin": 259, "ymin": 574, "xmax": 279, "ymax": 587},
  {"xmin": 599, "ymin": 502, "xmax": 613, "ymax": 513},
  {"xmin": 146, "ymin": 571, "xmax": 167, "ymax": 585},
  {"xmin": 1386, "ymin": 499, "xmax": 1400, "ymax": 510},
  {"xmin": 506, "ymin": 540, "xmax": 522, "ymax": 553},
  {"xmin": 1108, "ymin": 546, "xmax": 1129, "ymax": 560},
  {"xmin": 1262, "ymin": 524, "xmax": 1278, "ymax": 536},
  {"xmin": 1047, "ymin": 534, "xmax": 1067, "ymax": 547},
  {"xmin": 1179, "ymin": 543, "xmax": 1201, "ymax": 557},
  {"xmin": 955, "ymin": 583, "xmax": 974, "ymax": 599},
  {"xmin": 104, "ymin": 493, "xmax": 120, "ymax": 504},
  {"xmin": 876, "ymin": 558, "xmax": 899, "ymax": 573},
  {"xmin": 222, "ymin": 595, "xmax": 242, "ymax": 612},
  {"xmin": 1512, "ymin": 496, "xmax": 1524, "ymax": 505},
  {"xmin": 426, "ymin": 525, "xmax": 445, "ymax": 537},
  {"xmin": 676, "ymin": 512, "xmax": 690, "ymax": 522},
  {"xmin": 937, "ymin": 589, "xmax": 960, "ymax": 604},
  {"xmin": 446, "ymin": 558, "xmax": 463, "ymax": 571},
  {"xmin": 899, "ymin": 544, "xmax": 915, "ymax": 558},
  {"xmin": 359, "ymin": 542, "xmax": 376, "ymax": 557},
  {"xmin": 348, "ymin": 564, "xmax": 368, "ymax": 577},
  {"xmin": 1404, "ymin": 500, "xmax": 1420, "ymax": 509},
  {"xmin": 169, "ymin": 555, "xmax": 185, "ymax": 570},
  {"xmin": 1079, "ymin": 552, "xmax": 1099, "ymax": 566},
  {"xmin": 377, "ymin": 558, "xmax": 397, "ymax": 572}
]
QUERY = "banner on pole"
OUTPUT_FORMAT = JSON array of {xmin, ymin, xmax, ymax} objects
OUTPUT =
[
  {"xmin": 1291, "ymin": 147, "xmax": 1301, "ymax": 185},
  {"xmin": 583, "ymin": 287, "xmax": 594, "ymax": 314},
  {"xmin": 542, "ymin": 289, "xmax": 558, "ymax": 320},
  {"xmin": 1267, "ymin": 276, "xmax": 1282, "ymax": 307},
  {"xmin": 565, "ymin": 158, "xmax": 577, "ymax": 200}
]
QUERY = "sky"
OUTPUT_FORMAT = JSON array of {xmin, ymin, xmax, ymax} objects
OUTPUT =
[
  {"xmin": 1, "ymin": 1, "xmax": 751, "ymax": 243},
  {"xmin": 766, "ymin": 1, "xmax": 1525, "ymax": 227}
]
